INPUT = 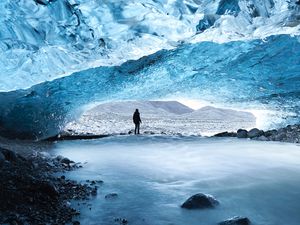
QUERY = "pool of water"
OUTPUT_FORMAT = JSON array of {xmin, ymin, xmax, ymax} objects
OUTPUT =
[{"xmin": 52, "ymin": 136, "xmax": 300, "ymax": 225}]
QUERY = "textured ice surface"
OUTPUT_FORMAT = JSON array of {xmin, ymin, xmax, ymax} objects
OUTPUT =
[
  {"xmin": 0, "ymin": 0, "xmax": 299, "ymax": 91},
  {"xmin": 53, "ymin": 137, "xmax": 300, "ymax": 225},
  {"xmin": 0, "ymin": 1, "xmax": 300, "ymax": 139},
  {"xmin": 0, "ymin": 34, "xmax": 299, "ymax": 139},
  {"xmin": 65, "ymin": 101, "xmax": 255, "ymax": 136}
]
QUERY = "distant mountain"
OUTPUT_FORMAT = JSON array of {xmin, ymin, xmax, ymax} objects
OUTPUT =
[
  {"xmin": 87, "ymin": 101, "xmax": 255, "ymax": 122},
  {"xmin": 86, "ymin": 101, "xmax": 194, "ymax": 116},
  {"xmin": 187, "ymin": 106, "xmax": 256, "ymax": 122}
]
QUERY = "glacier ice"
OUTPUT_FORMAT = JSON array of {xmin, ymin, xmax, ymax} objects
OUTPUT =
[
  {"xmin": 0, "ymin": 34, "xmax": 299, "ymax": 139},
  {"xmin": 0, "ymin": 0, "xmax": 300, "ymax": 91},
  {"xmin": 0, "ymin": 0, "xmax": 300, "ymax": 139}
]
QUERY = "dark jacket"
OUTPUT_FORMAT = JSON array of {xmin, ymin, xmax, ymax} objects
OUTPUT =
[{"xmin": 133, "ymin": 111, "xmax": 141, "ymax": 124}]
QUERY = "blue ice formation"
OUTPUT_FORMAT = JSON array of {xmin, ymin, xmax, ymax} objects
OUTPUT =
[{"xmin": 0, "ymin": 0, "xmax": 300, "ymax": 139}]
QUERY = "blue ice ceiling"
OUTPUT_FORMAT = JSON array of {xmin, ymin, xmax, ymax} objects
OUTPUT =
[{"xmin": 0, "ymin": 0, "xmax": 299, "ymax": 139}]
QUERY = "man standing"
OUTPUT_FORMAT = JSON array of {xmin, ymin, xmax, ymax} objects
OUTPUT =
[{"xmin": 133, "ymin": 109, "xmax": 142, "ymax": 135}]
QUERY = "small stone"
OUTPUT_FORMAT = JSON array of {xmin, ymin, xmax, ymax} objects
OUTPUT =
[
  {"xmin": 181, "ymin": 193, "xmax": 219, "ymax": 209},
  {"xmin": 91, "ymin": 187, "xmax": 97, "ymax": 196},
  {"xmin": 105, "ymin": 193, "xmax": 118, "ymax": 199},
  {"xmin": 219, "ymin": 216, "xmax": 251, "ymax": 225},
  {"xmin": 90, "ymin": 180, "xmax": 96, "ymax": 185},
  {"xmin": 121, "ymin": 219, "xmax": 128, "ymax": 224}
]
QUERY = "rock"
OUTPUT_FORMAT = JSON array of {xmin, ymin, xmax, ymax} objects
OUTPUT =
[
  {"xmin": 1, "ymin": 149, "xmax": 18, "ymax": 162},
  {"xmin": 181, "ymin": 193, "xmax": 219, "ymax": 209},
  {"xmin": 274, "ymin": 132, "xmax": 287, "ymax": 141},
  {"xmin": 143, "ymin": 131, "xmax": 155, "ymax": 135},
  {"xmin": 55, "ymin": 155, "xmax": 64, "ymax": 161},
  {"xmin": 219, "ymin": 216, "xmax": 251, "ymax": 225},
  {"xmin": 91, "ymin": 187, "xmax": 97, "ymax": 196},
  {"xmin": 114, "ymin": 218, "xmax": 128, "ymax": 224},
  {"xmin": 255, "ymin": 135, "xmax": 269, "ymax": 141},
  {"xmin": 237, "ymin": 129, "xmax": 248, "ymax": 138},
  {"xmin": 73, "ymin": 221, "xmax": 80, "ymax": 225},
  {"xmin": 61, "ymin": 157, "xmax": 74, "ymax": 165},
  {"xmin": 247, "ymin": 128, "xmax": 263, "ymax": 138},
  {"xmin": 264, "ymin": 129, "xmax": 277, "ymax": 137},
  {"xmin": 121, "ymin": 219, "xmax": 128, "ymax": 224},
  {"xmin": 38, "ymin": 182, "xmax": 59, "ymax": 198},
  {"xmin": 0, "ymin": 151, "xmax": 5, "ymax": 167},
  {"xmin": 214, "ymin": 132, "xmax": 237, "ymax": 137},
  {"xmin": 105, "ymin": 193, "xmax": 118, "ymax": 199}
]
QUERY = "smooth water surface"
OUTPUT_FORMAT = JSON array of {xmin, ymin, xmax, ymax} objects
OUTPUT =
[{"xmin": 53, "ymin": 136, "xmax": 300, "ymax": 225}]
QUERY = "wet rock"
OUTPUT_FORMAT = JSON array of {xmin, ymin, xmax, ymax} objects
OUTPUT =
[
  {"xmin": 274, "ymin": 132, "xmax": 287, "ymax": 141},
  {"xmin": 219, "ymin": 216, "xmax": 251, "ymax": 225},
  {"xmin": 1, "ymin": 149, "xmax": 18, "ymax": 162},
  {"xmin": 115, "ymin": 218, "xmax": 128, "ymax": 224},
  {"xmin": 214, "ymin": 132, "xmax": 237, "ymax": 137},
  {"xmin": 38, "ymin": 182, "xmax": 59, "ymax": 198},
  {"xmin": 181, "ymin": 193, "xmax": 219, "ymax": 209},
  {"xmin": 0, "ymin": 149, "xmax": 93, "ymax": 225},
  {"xmin": 105, "ymin": 193, "xmax": 118, "ymax": 199},
  {"xmin": 215, "ymin": 124, "xmax": 300, "ymax": 143},
  {"xmin": 254, "ymin": 135, "xmax": 269, "ymax": 141},
  {"xmin": 0, "ymin": 151, "xmax": 5, "ymax": 167},
  {"xmin": 91, "ymin": 187, "xmax": 98, "ymax": 196},
  {"xmin": 264, "ymin": 129, "xmax": 277, "ymax": 137},
  {"xmin": 247, "ymin": 128, "xmax": 264, "ymax": 138},
  {"xmin": 61, "ymin": 157, "xmax": 75, "ymax": 165},
  {"xmin": 237, "ymin": 129, "xmax": 248, "ymax": 138}
]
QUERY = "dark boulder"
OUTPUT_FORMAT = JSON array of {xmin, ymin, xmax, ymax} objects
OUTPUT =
[
  {"xmin": 237, "ymin": 129, "xmax": 248, "ymax": 138},
  {"xmin": 219, "ymin": 216, "xmax": 251, "ymax": 225},
  {"xmin": 61, "ymin": 157, "xmax": 75, "ymax": 165},
  {"xmin": 247, "ymin": 128, "xmax": 264, "ymax": 138},
  {"xmin": 264, "ymin": 129, "xmax": 277, "ymax": 137},
  {"xmin": 181, "ymin": 193, "xmax": 219, "ymax": 209},
  {"xmin": 214, "ymin": 132, "xmax": 237, "ymax": 137}
]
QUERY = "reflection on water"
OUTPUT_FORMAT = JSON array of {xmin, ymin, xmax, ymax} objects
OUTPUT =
[{"xmin": 53, "ymin": 136, "xmax": 300, "ymax": 225}]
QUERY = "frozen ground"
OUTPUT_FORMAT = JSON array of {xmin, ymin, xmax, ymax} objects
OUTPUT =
[
  {"xmin": 65, "ymin": 101, "xmax": 256, "ymax": 136},
  {"xmin": 53, "ymin": 136, "xmax": 300, "ymax": 225}
]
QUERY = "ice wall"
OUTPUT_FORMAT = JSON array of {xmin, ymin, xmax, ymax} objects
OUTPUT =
[
  {"xmin": 0, "ymin": 0, "xmax": 299, "ymax": 91},
  {"xmin": 0, "ymin": 34, "xmax": 299, "ymax": 139}
]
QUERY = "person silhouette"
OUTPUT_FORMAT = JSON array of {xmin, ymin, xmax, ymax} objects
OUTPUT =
[{"xmin": 133, "ymin": 109, "xmax": 142, "ymax": 135}]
